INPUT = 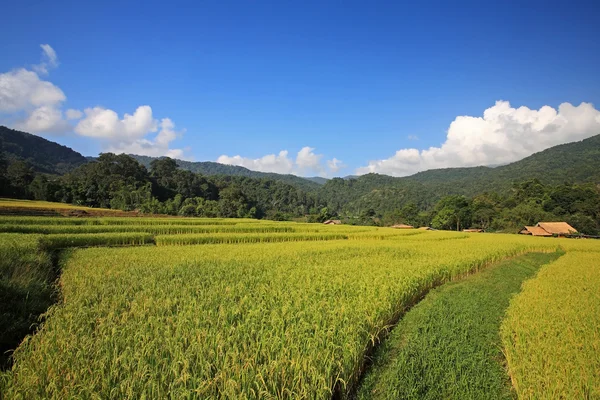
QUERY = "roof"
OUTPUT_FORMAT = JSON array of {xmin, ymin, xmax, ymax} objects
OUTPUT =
[
  {"xmin": 536, "ymin": 222, "xmax": 578, "ymax": 235},
  {"xmin": 391, "ymin": 224, "xmax": 414, "ymax": 229},
  {"xmin": 418, "ymin": 226, "xmax": 433, "ymax": 230},
  {"xmin": 520, "ymin": 226, "xmax": 552, "ymax": 236},
  {"xmin": 463, "ymin": 229, "xmax": 483, "ymax": 233},
  {"xmin": 323, "ymin": 219, "xmax": 342, "ymax": 225}
]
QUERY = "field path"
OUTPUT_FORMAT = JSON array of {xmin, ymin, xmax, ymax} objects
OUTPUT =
[{"xmin": 356, "ymin": 252, "xmax": 561, "ymax": 400}]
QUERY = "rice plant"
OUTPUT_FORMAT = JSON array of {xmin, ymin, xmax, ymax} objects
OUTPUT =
[
  {"xmin": 2, "ymin": 234, "xmax": 560, "ymax": 399},
  {"xmin": 501, "ymin": 250, "xmax": 600, "ymax": 399}
]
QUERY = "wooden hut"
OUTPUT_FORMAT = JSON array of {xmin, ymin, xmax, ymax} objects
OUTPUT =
[
  {"xmin": 519, "ymin": 222, "xmax": 577, "ymax": 237},
  {"xmin": 323, "ymin": 219, "xmax": 342, "ymax": 225}
]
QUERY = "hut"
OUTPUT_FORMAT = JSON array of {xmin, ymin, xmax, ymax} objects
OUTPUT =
[
  {"xmin": 391, "ymin": 224, "xmax": 414, "ymax": 229},
  {"xmin": 536, "ymin": 222, "xmax": 577, "ymax": 236},
  {"xmin": 463, "ymin": 228, "xmax": 484, "ymax": 233},
  {"xmin": 323, "ymin": 219, "xmax": 342, "ymax": 225},
  {"xmin": 520, "ymin": 226, "xmax": 552, "ymax": 236},
  {"xmin": 418, "ymin": 226, "xmax": 434, "ymax": 230},
  {"xmin": 519, "ymin": 222, "xmax": 577, "ymax": 237}
]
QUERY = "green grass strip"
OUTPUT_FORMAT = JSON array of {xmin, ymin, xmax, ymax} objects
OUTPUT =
[{"xmin": 357, "ymin": 251, "xmax": 562, "ymax": 400}]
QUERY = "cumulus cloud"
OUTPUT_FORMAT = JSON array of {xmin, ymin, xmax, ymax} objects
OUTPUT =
[
  {"xmin": 75, "ymin": 105, "xmax": 156, "ymax": 139},
  {"xmin": 77, "ymin": 107, "xmax": 189, "ymax": 159},
  {"xmin": 296, "ymin": 146, "xmax": 322, "ymax": 171},
  {"xmin": 357, "ymin": 101, "xmax": 600, "ymax": 177},
  {"xmin": 1, "ymin": 44, "xmax": 187, "ymax": 158},
  {"xmin": 218, "ymin": 147, "xmax": 343, "ymax": 177},
  {"xmin": 0, "ymin": 68, "xmax": 65, "ymax": 113},
  {"xmin": 0, "ymin": 45, "xmax": 66, "ymax": 134},
  {"xmin": 14, "ymin": 105, "xmax": 70, "ymax": 134},
  {"xmin": 217, "ymin": 150, "xmax": 295, "ymax": 174}
]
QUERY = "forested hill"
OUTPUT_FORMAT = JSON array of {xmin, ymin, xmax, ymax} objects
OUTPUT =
[
  {"xmin": 319, "ymin": 133, "xmax": 600, "ymax": 212},
  {"xmin": 0, "ymin": 126, "xmax": 87, "ymax": 174},
  {"xmin": 130, "ymin": 155, "xmax": 323, "ymax": 192},
  {"xmin": 405, "ymin": 133, "xmax": 600, "ymax": 191}
]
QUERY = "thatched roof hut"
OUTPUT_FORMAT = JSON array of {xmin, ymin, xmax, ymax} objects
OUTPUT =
[
  {"xmin": 520, "ymin": 226, "xmax": 552, "ymax": 236},
  {"xmin": 520, "ymin": 222, "xmax": 577, "ymax": 237},
  {"xmin": 323, "ymin": 219, "xmax": 342, "ymax": 225},
  {"xmin": 463, "ymin": 228, "xmax": 484, "ymax": 233},
  {"xmin": 536, "ymin": 222, "xmax": 577, "ymax": 235}
]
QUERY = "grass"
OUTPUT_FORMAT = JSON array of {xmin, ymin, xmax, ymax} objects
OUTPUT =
[
  {"xmin": 357, "ymin": 251, "xmax": 562, "ymax": 400},
  {"xmin": 501, "ymin": 250, "xmax": 600, "ymax": 399}
]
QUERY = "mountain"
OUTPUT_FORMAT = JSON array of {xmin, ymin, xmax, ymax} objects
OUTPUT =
[
  {"xmin": 319, "ymin": 134, "xmax": 600, "ymax": 212},
  {"xmin": 129, "ymin": 155, "xmax": 323, "ymax": 192},
  {"xmin": 405, "ymin": 134, "xmax": 600, "ymax": 193},
  {"xmin": 0, "ymin": 127, "xmax": 323, "ymax": 191},
  {"xmin": 0, "ymin": 126, "xmax": 88, "ymax": 174},
  {"xmin": 2, "ymin": 125, "xmax": 599, "ymax": 212}
]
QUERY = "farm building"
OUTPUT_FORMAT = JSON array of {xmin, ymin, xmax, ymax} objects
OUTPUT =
[
  {"xmin": 391, "ymin": 224, "xmax": 414, "ymax": 229},
  {"xmin": 418, "ymin": 226, "xmax": 434, "ymax": 230},
  {"xmin": 463, "ymin": 228, "xmax": 484, "ymax": 233},
  {"xmin": 519, "ymin": 222, "xmax": 577, "ymax": 237},
  {"xmin": 323, "ymin": 220, "xmax": 342, "ymax": 225}
]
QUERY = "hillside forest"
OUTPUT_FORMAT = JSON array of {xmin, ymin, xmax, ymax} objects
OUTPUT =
[{"xmin": 1, "ymin": 126, "xmax": 599, "ymax": 234}]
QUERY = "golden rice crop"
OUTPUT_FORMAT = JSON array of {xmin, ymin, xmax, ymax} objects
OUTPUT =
[
  {"xmin": 0, "ymin": 223, "xmax": 294, "ymax": 235},
  {"xmin": 0, "ymin": 216, "xmax": 240, "ymax": 226},
  {"xmin": 37, "ymin": 232, "xmax": 155, "ymax": 250},
  {"xmin": 2, "ymin": 234, "xmax": 560, "ymax": 399},
  {"xmin": 0, "ymin": 198, "xmax": 118, "ymax": 212},
  {"xmin": 155, "ymin": 232, "xmax": 349, "ymax": 245},
  {"xmin": 501, "ymin": 250, "xmax": 600, "ymax": 399}
]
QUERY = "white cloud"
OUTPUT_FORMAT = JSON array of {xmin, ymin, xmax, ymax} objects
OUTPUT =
[
  {"xmin": 407, "ymin": 135, "xmax": 419, "ymax": 141},
  {"xmin": 78, "ymin": 107, "xmax": 189, "ymax": 159},
  {"xmin": 75, "ymin": 105, "xmax": 157, "ymax": 139},
  {"xmin": 218, "ymin": 147, "xmax": 343, "ymax": 177},
  {"xmin": 357, "ymin": 101, "xmax": 600, "ymax": 177},
  {"xmin": 65, "ymin": 108, "xmax": 83, "ymax": 120},
  {"xmin": 327, "ymin": 157, "xmax": 345, "ymax": 173},
  {"xmin": 1, "ymin": 44, "xmax": 187, "ymax": 159},
  {"xmin": 33, "ymin": 44, "xmax": 59, "ymax": 75},
  {"xmin": 14, "ymin": 105, "xmax": 70, "ymax": 134},
  {"xmin": 296, "ymin": 146, "xmax": 322, "ymax": 171},
  {"xmin": 0, "ymin": 68, "xmax": 65, "ymax": 113},
  {"xmin": 217, "ymin": 150, "xmax": 295, "ymax": 174}
]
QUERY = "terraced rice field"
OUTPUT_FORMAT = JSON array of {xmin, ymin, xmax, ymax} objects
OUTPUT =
[{"xmin": 0, "ymin": 212, "xmax": 598, "ymax": 399}]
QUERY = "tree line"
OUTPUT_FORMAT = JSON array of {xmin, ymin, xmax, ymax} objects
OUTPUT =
[{"xmin": 1, "ymin": 152, "xmax": 599, "ymax": 234}]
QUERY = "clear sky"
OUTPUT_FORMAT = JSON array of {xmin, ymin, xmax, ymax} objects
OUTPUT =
[{"xmin": 1, "ymin": 0, "xmax": 600, "ymax": 177}]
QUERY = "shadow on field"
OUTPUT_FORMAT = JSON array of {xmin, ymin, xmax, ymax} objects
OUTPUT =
[{"xmin": 0, "ymin": 249, "xmax": 63, "ymax": 370}]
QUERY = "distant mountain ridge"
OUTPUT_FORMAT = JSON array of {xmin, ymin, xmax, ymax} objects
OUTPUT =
[
  {"xmin": 1, "ymin": 126, "xmax": 599, "ymax": 208},
  {"xmin": 318, "ymin": 134, "xmax": 600, "ymax": 212}
]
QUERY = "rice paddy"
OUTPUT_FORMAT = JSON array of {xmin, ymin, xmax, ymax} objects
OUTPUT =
[{"xmin": 0, "ymin": 212, "xmax": 598, "ymax": 399}]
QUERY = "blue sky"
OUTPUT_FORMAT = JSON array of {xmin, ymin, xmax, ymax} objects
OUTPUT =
[{"xmin": 1, "ymin": 0, "xmax": 600, "ymax": 177}]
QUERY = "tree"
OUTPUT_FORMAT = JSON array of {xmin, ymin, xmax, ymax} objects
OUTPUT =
[{"xmin": 431, "ymin": 195, "xmax": 472, "ymax": 231}]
